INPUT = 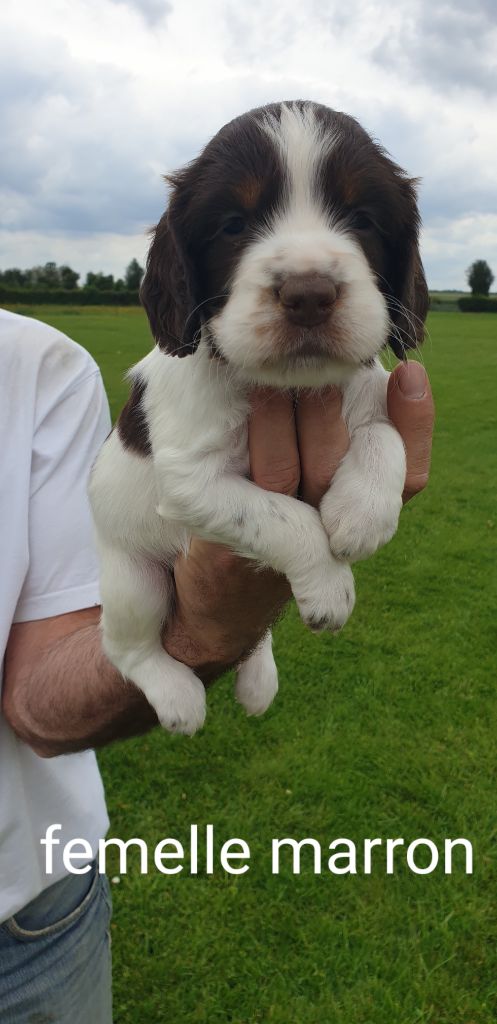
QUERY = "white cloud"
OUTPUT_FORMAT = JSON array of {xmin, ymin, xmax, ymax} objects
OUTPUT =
[{"xmin": 1, "ymin": 0, "xmax": 496, "ymax": 286}]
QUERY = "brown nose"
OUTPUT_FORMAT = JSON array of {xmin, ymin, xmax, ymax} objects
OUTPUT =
[{"xmin": 278, "ymin": 274, "xmax": 337, "ymax": 327}]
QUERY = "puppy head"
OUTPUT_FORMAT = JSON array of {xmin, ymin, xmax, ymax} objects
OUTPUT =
[{"xmin": 141, "ymin": 101, "xmax": 428, "ymax": 384}]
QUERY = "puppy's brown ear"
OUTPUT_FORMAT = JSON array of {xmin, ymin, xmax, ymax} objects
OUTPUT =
[
  {"xmin": 387, "ymin": 180, "xmax": 430, "ymax": 360},
  {"xmin": 140, "ymin": 209, "xmax": 201, "ymax": 357}
]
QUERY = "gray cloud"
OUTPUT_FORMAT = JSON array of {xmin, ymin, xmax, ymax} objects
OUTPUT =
[
  {"xmin": 108, "ymin": 0, "xmax": 172, "ymax": 26},
  {"xmin": 0, "ymin": 32, "xmax": 184, "ymax": 237},
  {"xmin": 221, "ymin": 1, "xmax": 305, "ymax": 66},
  {"xmin": 353, "ymin": 102, "xmax": 497, "ymax": 225},
  {"xmin": 372, "ymin": 2, "xmax": 497, "ymax": 95}
]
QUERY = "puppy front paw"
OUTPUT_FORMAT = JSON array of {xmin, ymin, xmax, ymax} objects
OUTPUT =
[
  {"xmin": 321, "ymin": 486, "xmax": 402, "ymax": 562},
  {"xmin": 148, "ymin": 665, "xmax": 207, "ymax": 736},
  {"xmin": 293, "ymin": 560, "xmax": 355, "ymax": 634}
]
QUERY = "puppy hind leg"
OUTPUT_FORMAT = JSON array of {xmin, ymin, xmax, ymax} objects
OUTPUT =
[
  {"xmin": 99, "ymin": 547, "xmax": 206, "ymax": 735},
  {"xmin": 235, "ymin": 631, "xmax": 278, "ymax": 717}
]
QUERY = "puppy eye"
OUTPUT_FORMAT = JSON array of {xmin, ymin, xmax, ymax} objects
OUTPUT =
[
  {"xmin": 349, "ymin": 209, "xmax": 375, "ymax": 231},
  {"xmin": 222, "ymin": 215, "xmax": 246, "ymax": 235}
]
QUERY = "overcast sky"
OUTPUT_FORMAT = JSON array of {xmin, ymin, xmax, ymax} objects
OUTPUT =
[{"xmin": 1, "ymin": 0, "xmax": 496, "ymax": 288}]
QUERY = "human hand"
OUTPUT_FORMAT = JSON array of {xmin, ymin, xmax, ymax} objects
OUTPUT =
[
  {"xmin": 387, "ymin": 360, "xmax": 434, "ymax": 503},
  {"xmin": 164, "ymin": 361, "xmax": 434, "ymax": 680}
]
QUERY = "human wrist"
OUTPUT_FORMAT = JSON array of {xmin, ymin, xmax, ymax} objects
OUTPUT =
[
  {"xmin": 163, "ymin": 617, "xmax": 242, "ymax": 684},
  {"xmin": 164, "ymin": 553, "xmax": 290, "ymax": 683}
]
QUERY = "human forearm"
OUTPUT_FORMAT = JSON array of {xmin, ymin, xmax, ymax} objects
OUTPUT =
[
  {"xmin": 3, "ymin": 562, "xmax": 289, "ymax": 758},
  {"xmin": 3, "ymin": 621, "xmax": 157, "ymax": 756}
]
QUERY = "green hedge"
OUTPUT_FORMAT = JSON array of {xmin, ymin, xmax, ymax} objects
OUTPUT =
[
  {"xmin": 458, "ymin": 296, "xmax": 497, "ymax": 312},
  {"xmin": 0, "ymin": 287, "xmax": 140, "ymax": 306},
  {"xmin": 429, "ymin": 296, "xmax": 460, "ymax": 312}
]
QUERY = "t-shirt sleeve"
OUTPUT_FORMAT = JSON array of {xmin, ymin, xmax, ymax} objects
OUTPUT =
[{"xmin": 13, "ymin": 368, "xmax": 112, "ymax": 623}]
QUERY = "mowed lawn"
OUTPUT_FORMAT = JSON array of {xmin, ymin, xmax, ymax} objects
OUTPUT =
[{"xmin": 12, "ymin": 306, "xmax": 497, "ymax": 1023}]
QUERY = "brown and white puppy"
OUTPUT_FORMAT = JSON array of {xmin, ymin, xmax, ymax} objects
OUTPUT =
[{"xmin": 89, "ymin": 100, "xmax": 428, "ymax": 734}]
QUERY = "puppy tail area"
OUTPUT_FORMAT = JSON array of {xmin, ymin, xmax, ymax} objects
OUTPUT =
[
  {"xmin": 98, "ymin": 546, "xmax": 206, "ymax": 735},
  {"xmin": 235, "ymin": 631, "xmax": 278, "ymax": 717}
]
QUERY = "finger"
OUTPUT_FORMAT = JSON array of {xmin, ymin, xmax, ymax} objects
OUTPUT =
[
  {"xmin": 295, "ymin": 387, "xmax": 350, "ymax": 507},
  {"xmin": 387, "ymin": 361, "xmax": 434, "ymax": 502},
  {"xmin": 249, "ymin": 387, "xmax": 300, "ymax": 495}
]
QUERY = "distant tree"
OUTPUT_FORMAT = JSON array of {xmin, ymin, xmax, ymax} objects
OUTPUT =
[
  {"xmin": 467, "ymin": 259, "xmax": 494, "ymax": 296},
  {"xmin": 59, "ymin": 265, "xmax": 80, "ymax": 290},
  {"xmin": 24, "ymin": 262, "xmax": 68, "ymax": 289},
  {"xmin": 23, "ymin": 268, "xmax": 37, "ymax": 288},
  {"xmin": 114, "ymin": 278, "xmax": 125, "ymax": 291},
  {"xmin": 0, "ymin": 262, "xmax": 80, "ymax": 290},
  {"xmin": 84, "ymin": 271, "xmax": 115, "ymax": 291},
  {"xmin": 124, "ymin": 258, "xmax": 144, "ymax": 290},
  {"xmin": 37, "ymin": 262, "xmax": 60, "ymax": 288},
  {"xmin": 0, "ymin": 267, "xmax": 28, "ymax": 287}
]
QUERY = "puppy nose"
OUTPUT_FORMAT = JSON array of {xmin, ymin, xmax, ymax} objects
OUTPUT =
[{"xmin": 278, "ymin": 275, "xmax": 337, "ymax": 327}]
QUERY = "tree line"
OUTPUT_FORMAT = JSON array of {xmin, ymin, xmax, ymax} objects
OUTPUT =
[
  {"xmin": 0, "ymin": 259, "xmax": 144, "ymax": 292},
  {"xmin": 1, "ymin": 257, "xmax": 494, "ymax": 304}
]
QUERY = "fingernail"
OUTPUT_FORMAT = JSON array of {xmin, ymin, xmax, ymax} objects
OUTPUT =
[{"xmin": 398, "ymin": 361, "xmax": 427, "ymax": 399}]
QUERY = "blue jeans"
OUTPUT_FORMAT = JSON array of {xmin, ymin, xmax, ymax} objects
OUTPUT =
[{"xmin": 0, "ymin": 861, "xmax": 112, "ymax": 1023}]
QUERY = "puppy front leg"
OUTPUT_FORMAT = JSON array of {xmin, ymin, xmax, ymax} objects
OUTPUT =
[
  {"xmin": 156, "ymin": 465, "xmax": 355, "ymax": 633},
  {"xmin": 320, "ymin": 420, "xmax": 406, "ymax": 562},
  {"xmin": 98, "ymin": 544, "xmax": 206, "ymax": 734}
]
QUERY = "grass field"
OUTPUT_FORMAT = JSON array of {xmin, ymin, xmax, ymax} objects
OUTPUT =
[{"xmin": 11, "ymin": 306, "xmax": 497, "ymax": 1022}]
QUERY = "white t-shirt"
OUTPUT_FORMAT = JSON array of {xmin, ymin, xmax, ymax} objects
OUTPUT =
[{"xmin": 0, "ymin": 309, "xmax": 111, "ymax": 922}]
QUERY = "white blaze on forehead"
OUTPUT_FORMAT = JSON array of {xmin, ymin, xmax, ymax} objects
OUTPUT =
[{"xmin": 260, "ymin": 103, "xmax": 337, "ymax": 216}]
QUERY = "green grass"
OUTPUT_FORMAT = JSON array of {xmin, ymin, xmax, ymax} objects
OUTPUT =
[{"xmin": 11, "ymin": 306, "xmax": 497, "ymax": 1022}]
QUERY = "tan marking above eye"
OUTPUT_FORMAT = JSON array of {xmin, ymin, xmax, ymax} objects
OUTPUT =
[
  {"xmin": 234, "ymin": 178, "xmax": 263, "ymax": 209},
  {"xmin": 342, "ymin": 177, "xmax": 359, "ymax": 204}
]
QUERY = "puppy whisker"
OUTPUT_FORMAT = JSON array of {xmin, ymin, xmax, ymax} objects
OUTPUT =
[{"xmin": 183, "ymin": 294, "xmax": 229, "ymax": 332}]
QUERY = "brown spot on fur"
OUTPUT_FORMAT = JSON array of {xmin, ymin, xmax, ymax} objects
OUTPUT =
[
  {"xmin": 342, "ymin": 175, "xmax": 359, "ymax": 204},
  {"xmin": 234, "ymin": 177, "xmax": 263, "ymax": 209},
  {"xmin": 117, "ymin": 377, "xmax": 152, "ymax": 457}
]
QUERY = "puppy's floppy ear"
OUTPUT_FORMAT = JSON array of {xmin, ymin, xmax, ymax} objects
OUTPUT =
[
  {"xmin": 140, "ymin": 206, "xmax": 201, "ymax": 357},
  {"xmin": 387, "ymin": 179, "xmax": 429, "ymax": 360}
]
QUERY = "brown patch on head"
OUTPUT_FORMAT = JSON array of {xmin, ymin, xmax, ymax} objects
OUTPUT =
[
  {"xmin": 342, "ymin": 175, "xmax": 359, "ymax": 205},
  {"xmin": 234, "ymin": 177, "xmax": 263, "ymax": 209}
]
